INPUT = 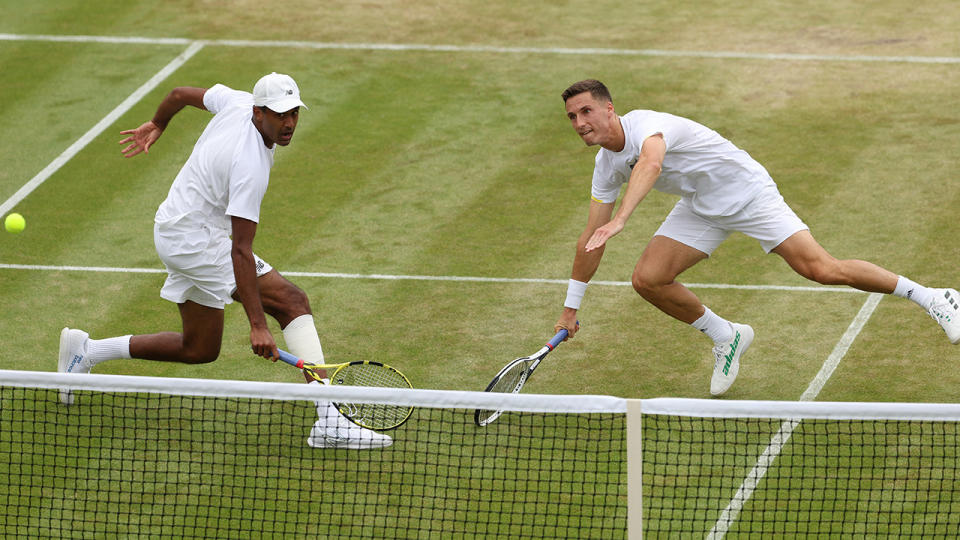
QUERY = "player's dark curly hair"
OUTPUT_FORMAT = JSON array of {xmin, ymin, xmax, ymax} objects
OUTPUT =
[{"xmin": 561, "ymin": 79, "xmax": 613, "ymax": 104}]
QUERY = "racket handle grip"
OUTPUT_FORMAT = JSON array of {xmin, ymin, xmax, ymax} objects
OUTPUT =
[
  {"xmin": 277, "ymin": 349, "xmax": 305, "ymax": 369},
  {"xmin": 548, "ymin": 330, "xmax": 567, "ymax": 349},
  {"xmin": 548, "ymin": 321, "xmax": 578, "ymax": 349}
]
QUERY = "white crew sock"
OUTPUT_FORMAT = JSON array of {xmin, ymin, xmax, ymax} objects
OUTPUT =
[
  {"xmin": 307, "ymin": 379, "xmax": 333, "ymax": 414},
  {"xmin": 892, "ymin": 275, "xmax": 936, "ymax": 310},
  {"xmin": 691, "ymin": 306, "xmax": 735, "ymax": 344},
  {"xmin": 283, "ymin": 314, "xmax": 325, "ymax": 365},
  {"xmin": 84, "ymin": 336, "xmax": 132, "ymax": 368}
]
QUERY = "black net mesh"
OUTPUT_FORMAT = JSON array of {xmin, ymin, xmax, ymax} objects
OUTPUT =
[
  {"xmin": 642, "ymin": 414, "xmax": 960, "ymax": 538},
  {"xmin": 0, "ymin": 386, "xmax": 626, "ymax": 539}
]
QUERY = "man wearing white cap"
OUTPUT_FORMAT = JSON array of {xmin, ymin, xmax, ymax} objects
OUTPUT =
[{"xmin": 58, "ymin": 73, "xmax": 391, "ymax": 449}]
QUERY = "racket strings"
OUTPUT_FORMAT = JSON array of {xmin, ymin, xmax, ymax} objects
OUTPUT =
[
  {"xmin": 475, "ymin": 360, "xmax": 531, "ymax": 425},
  {"xmin": 332, "ymin": 363, "xmax": 412, "ymax": 430},
  {"xmin": 490, "ymin": 361, "xmax": 529, "ymax": 394},
  {"xmin": 335, "ymin": 362, "xmax": 408, "ymax": 388}
]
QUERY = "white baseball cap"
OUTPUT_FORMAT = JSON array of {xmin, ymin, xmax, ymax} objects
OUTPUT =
[{"xmin": 253, "ymin": 72, "xmax": 307, "ymax": 113}]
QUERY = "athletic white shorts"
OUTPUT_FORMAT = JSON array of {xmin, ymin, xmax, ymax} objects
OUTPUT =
[
  {"xmin": 654, "ymin": 185, "xmax": 809, "ymax": 255},
  {"xmin": 154, "ymin": 223, "xmax": 273, "ymax": 309}
]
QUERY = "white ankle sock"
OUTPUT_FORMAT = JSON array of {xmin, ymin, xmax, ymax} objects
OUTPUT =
[
  {"xmin": 691, "ymin": 306, "xmax": 734, "ymax": 344},
  {"xmin": 892, "ymin": 276, "xmax": 935, "ymax": 310},
  {"xmin": 84, "ymin": 336, "xmax": 132, "ymax": 368}
]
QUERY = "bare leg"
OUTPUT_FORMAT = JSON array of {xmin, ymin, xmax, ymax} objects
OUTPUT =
[
  {"xmin": 631, "ymin": 235, "xmax": 710, "ymax": 324},
  {"xmin": 128, "ymin": 301, "xmax": 224, "ymax": 364},
  {"xmin": 239, "ymin": 269, "xmax": 312, "ymax": 328},
  {"xmin": 772, "ymin": 230, "xmax": 898, "ymax": 293},
  {"xmin": 631, "ymin": 236, "xmax": 751, "ymax": 396},
  {"xmin": 244, "ymin": 269, "xmax": 328, "ymax": 380}
]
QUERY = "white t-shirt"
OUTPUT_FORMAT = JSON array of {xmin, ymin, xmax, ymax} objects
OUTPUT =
[
  {"xmin": 155, "ymin": 84, "xmax": 274, "ymax": 232},
  {"xmin": 591, "ymin": 110, "xmax": 774, "ymax": 217}
]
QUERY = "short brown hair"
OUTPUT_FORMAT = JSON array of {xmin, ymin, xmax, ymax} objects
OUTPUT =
[{"xmin": 561, "ymin": 79, "xmax": 612, "ymax": 103}]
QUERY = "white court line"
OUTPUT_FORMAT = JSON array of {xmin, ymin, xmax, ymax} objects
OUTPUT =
[
  {"xmin": 707, "ymin": 292, "xmax": 884, "ymax": 539},
  {"xmin": 0, "ymin": 41, "xmax": 205, "ymax": 217},
  {"xmin": 3, "ymin": 31, "xmax": 956, "ymax": 214},
  {"xmin": 0, "ymin": 33, "xmax": 192, "ymax": 45},
  {"xmin": 1, "ymin": 33, "xmax": 959, "ymax": 64},
  {"xmin": 0, "ymin": 30, "xmax": 921, "ymax": 535},
  {"xmin": 0, "ymin": 263, "xmax": 868, "ymax": 294}
]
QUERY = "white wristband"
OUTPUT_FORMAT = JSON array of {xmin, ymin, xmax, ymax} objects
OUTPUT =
[{"xmin": 564, "ymin": 279, "xmax": 588, "ymax": 310}]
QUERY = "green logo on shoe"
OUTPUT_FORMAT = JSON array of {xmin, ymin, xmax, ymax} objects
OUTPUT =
[{"xmin": 723, "ymin": 331, "xmax": 741, "ymax": 375}]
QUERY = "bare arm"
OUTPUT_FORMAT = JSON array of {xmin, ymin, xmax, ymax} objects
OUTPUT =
[
  {"xmin": 572, "ymin": 199, "xmax": 616, "ymax": 283},
  {"xmin": 231, "ymin": 216, "xmax": 278, "ymax": 360},
  {"xmin": 583, "ymin": 134, "xmax": 666, "ymax": 251},
  {"xmin": 555, "ymin": 199, "xmax": 615, "ymax": 338},
  {"xmin": 119, "ymin": 86, "xmax": 208, "ymax": 158}
]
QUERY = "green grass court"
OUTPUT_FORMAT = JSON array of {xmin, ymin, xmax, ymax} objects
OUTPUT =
[
  {"xmin": 1, "ymin": 0, "xmax": 958, "ymax": 401},
  {"xmin": 1, "ymin": 1, "xmax": 959, "ymax": 537}
]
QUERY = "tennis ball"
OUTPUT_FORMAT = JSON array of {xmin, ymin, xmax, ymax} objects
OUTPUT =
[{"xmin": 4, "ymin": 213, "xmax": 25, "ymax": 234}]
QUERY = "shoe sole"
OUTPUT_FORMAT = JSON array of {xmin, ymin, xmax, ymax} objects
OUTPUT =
[
  {"xmin": 711, "ymin": 324, "xmax": 754, "ymax": 397},
  {"xmin": 307, "ymin": 437, "xmax": 393, "ymax": 449},
  {"xmin": 949, "ymin": 326, "xmax": 960, "ymax": 346},
  {"xmin": 58, "ymin": 327, "xmax": 75, "ymax": 406},
  {"xmin": 58, "ymin": 327, "xmax": 89, "ymax": 406}
]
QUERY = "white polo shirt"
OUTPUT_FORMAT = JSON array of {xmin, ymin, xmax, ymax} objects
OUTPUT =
[
  {"xmin": 591, "ymin": 110, "xmax": 774, "ymax": 217},
  {"xmin": 155, "ymin": 84, "xmax": 274, "ymax": 232}
]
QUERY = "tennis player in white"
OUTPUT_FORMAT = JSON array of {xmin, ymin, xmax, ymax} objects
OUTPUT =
[
  {"xmin": 554, "ymin": 79, "xmax": 960, "ymax": 396},
  {"xmin": 58, "ymin": 72, "xmax": 390, "ymax": 449}
]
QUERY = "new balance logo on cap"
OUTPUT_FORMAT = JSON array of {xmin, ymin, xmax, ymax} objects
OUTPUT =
[{"xmin": 252, "ymin": 72, "xmax": 308, "ymax": 113}]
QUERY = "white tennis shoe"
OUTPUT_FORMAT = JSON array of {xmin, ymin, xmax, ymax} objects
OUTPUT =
[
  {"xmin": 308, "ymin": 402, "xmax": 393, "ymax": 449},
  {"xmin": 710, "ymin": 323, "xmax": 754, "ymax": 397},
  {"xmin": 928, "ymin": 288, "xmax": 960, "ymax": 344},
  {"xmin": 58, "ymin": 327, "xmax": 91, "ymax": 405}
]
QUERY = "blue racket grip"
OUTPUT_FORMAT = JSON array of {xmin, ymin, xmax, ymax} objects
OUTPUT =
[
  {"xmin": 548, "ymin": 321, "xmax": 579, "ymax": 349},
  {"xmin": 277, "ymin": 349, "xmax": 303, "ymax": 368}
]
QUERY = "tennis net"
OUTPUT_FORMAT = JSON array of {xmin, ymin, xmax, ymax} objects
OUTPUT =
[
  {"xmin": 638, "ymin": 398, "xmax": 960, "ymax": 538},
  {"xmin": 0, "ymin": 370, "xmax": 626, "ymax": 539},
  {"xmin": 3, "ymin": 370, "xmax": 960, "ymax": 538}
]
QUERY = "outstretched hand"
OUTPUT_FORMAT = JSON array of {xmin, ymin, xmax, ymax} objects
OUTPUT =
[
  {"xmin": 584, "ymin": 220, "xmax": 624, "ymax": 252},
  {"xmin": 119, "ymin": 121, "xmax": 163, "ymax": 157}
]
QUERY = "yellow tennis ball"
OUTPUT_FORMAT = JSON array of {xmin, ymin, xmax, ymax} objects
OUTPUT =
[{"xmin": 4, "ymin": 213, "xmax": 25, "ymax": 234}]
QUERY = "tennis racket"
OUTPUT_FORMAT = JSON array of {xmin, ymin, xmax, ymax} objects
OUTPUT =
[
  {"xmin": 277, "ymin": 349, "xmax": 413, "ymax": 431},
  {"xmin": 474, "ymin": 327, "xmax": 571, "ymax": 427}
]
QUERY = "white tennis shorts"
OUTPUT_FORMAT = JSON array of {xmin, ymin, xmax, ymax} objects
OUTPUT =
[
  {"xmin": 154, "ymin": 223, "xmax": 273, "ymax": 309},
  {"xmin": 654, "ymin": 185, "xmax": 809, "ymax": 255}
]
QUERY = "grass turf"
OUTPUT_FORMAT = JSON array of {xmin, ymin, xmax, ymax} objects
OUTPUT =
[{"xmin": 1, "ymin": 1, "xmax": 959, "ymax": 537}]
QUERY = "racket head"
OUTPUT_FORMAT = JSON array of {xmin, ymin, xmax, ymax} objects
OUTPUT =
[
  {"xmin": 329, "ymin": 361, "xmax": 413, "ymax": 431},
  {"xmin": 474, "ymin": 357, "xmax": 532, "ymax": 427}
]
